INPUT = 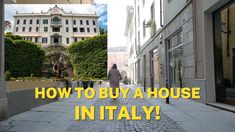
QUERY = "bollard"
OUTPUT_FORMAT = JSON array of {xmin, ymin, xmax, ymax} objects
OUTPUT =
[{"xmin": 144, "ymin": 78, "xmax": 146, "ymax": 92}]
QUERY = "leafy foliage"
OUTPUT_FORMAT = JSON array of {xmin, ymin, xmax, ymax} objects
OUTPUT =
[
  {"xmin": 5, "ymin": 34, "xmax": 22, "ymax": 40},
  {"xmin": 68, "ymin": 34, "xmax": 107, "ymax": 79},
  {"xmin": 5, "ymin": 37, "xmax": 45, "ymax": 77},
  {"xmin": 4, "ymin": 71, "xmax": 11, "ymax": 81}
]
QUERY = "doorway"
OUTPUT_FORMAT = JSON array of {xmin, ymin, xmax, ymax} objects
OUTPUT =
[
  {"xmin": 214, "ymin": 1, "xmax": 235, "ymax": 105},
  {"xmin": 151, "ymin": 47, "xmax": 160, "ymax": 88}
]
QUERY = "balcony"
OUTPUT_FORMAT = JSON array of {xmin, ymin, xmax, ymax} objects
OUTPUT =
[{"xmin": 51, "ymin": 19, "xmax": 62, "ymax": 27}]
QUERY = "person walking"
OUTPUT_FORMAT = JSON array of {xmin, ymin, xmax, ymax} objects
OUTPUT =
[{"xmin": 108, "ymin": 64, "xmax": 122, "ymax": 97}]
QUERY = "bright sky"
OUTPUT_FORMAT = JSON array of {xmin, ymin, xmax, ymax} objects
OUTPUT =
[
  {"xmin": 95, "ymin": 0, "xmax": 134, "ymax": 48},
  {"xmin": 4, "ymin": 0, "xmax": 134, "ymax": 48}
]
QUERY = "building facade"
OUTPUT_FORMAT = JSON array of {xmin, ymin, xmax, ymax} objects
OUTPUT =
[
  {"xmin": 125, "ymin": 6, "xmax": 137, "ymax": 84},
  {"xmin": 13, "ymin": 5, "xmax": 100, "ymax": 46},
  {"xmin": 127, "ymin": 0, "xmax": 235, "ymax": 106},
  {"xmin": 5, "ymin": 0, "xmax": 94, "ymax": 4},
  {"xmin": 108, "ymin": 47, "xmax": 129, "ymax": 81}
]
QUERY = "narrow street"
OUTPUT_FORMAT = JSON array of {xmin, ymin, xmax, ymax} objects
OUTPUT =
[{"xmin": 1, "ymin": 83, "xmax": 235, "ymax": 132}]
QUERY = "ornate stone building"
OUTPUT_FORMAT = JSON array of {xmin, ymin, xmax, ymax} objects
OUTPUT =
[
  {"xmin": 5, "ymin": 0, "xmax": 94, "ymax": 4},
  {"xmin": 13, "ymin": 5, "xmax": 100, "ymax": 46}
]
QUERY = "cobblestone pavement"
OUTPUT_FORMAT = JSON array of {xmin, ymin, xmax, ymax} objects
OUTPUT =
[
  {"xmin": 66, "ymin": 87, "xmax": 185, "ymax": 132},
  {"xmin": 0, "ymin": 85, "xmax": 185, "ymax": 132}
]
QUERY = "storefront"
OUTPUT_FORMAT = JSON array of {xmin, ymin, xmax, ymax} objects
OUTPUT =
[{"xmin": 166, "ymin": 30, "xmax": 184, "ymax": 88}]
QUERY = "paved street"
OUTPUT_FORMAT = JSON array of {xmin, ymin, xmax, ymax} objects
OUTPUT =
[{"xmin": 1, "ymin": 83, "xmax": 235, "ymax": 132}]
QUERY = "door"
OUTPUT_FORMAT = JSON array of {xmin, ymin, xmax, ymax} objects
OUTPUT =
[
  {"xmin": 151, "ymin": 48, "xmax": 160, "ymax": 87},
  {"xmin": 214, "ymin": 1, "xmax": 235, "ymax": 105}
]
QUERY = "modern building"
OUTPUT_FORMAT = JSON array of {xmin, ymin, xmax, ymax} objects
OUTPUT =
[
  {"xmin": 12, "ymin": 5, "xmax": 100, "ymax": 46},
  {"xmin": 126, "ymin": 0, "xmax": 235, "ymax": 107},
  {"xmin": 5, "ymin": 0, "xmax": 94, "ymax": 4}
]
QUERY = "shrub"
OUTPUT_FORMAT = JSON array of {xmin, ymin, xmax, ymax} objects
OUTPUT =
[
  {"xmin": 68, "ymin": 34, "xmax": 107, "ymax": 79},
  {"xmin": 10, "ymin": 77, "xmax": 16, "ymax": 81},
  {"xmin": 5, "ymin": 38, "xmax": 45, "ymax": 77},
  {"xmin": 16, "ymin": 77, "xmax": 24, "ymax": 81},
  {"xmin": 5, "ymin": 34, "xmax": 22, "ymax": 40},
  {"xmin": 101, "ymin": 77, "xmax": 108, "ymax": 81},
  {"xmin": 4, "ymin": 71, "xmax": 11, "ymax": 81}
]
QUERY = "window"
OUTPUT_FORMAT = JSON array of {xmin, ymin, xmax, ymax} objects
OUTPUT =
[
  {"xmin": 167, "ymin": 0, "xmax": 172, "ymax": 3},
  {"xmin": 80, "ymin": 28, "xmax": 85, "ymax": 33},
  {"xmin": 66, "ymin": 27, "xmax": 69, "ymax": 32},
  {"xmin": 66, "ymin": 20, "xmax": 69, "ymax": 25},
  {"xmin": 44, "ymin": 27, "xmax": 48, "ymax": 32},
  {"xmin": 36, "ymin": 27, "xmax": 39, "ymax": 32},
  {"xmin": 80, "ymin": 20, "xmax": 83, "ymax": 25},
  {"xmin": 30, "ymin": 19, "xmax": 33, "ymax": 24},
  {"xmin": 143, "ymin": 20, "xmax": 146, "ymax": 38},
  {"xmin": 73, "ymin": 28, "xmax": 78, "ymax": 32},
  {"xmin": 87, "ymin": 28, "xmax": 90, "ymax": 33},
  {"xmin": 74, "ymin": 38, "xmax": 77, "ymax": 42},
  {"xmin": 35, "ymin": 37, "xmax": 38, "ymax": 43},
  {"xmin": 17, "ymin": 20, "xmax": 20, "ymax": 24},
  {"xmin": 93, "ymin": 20, "xmax": 96, "ymax": 25},
  {"xmin": 151, "ymin": 3, "xmax": 156, "ymax": 35},
  {"xmin": 82, "ymin": 38, "xmax": 84, "ymax": 40},
  {"xmin": 138, "ymin": 6, "xmax": 140, "ymax": 26},
  {"xmin": 73, "ymin": 20, "xmax": 76, "ymax": 25},
  {"xmin": 94, "ymin": 28, "xmax": 97, "ymax": 33},
  {"xmin": 29, "ymin": 27, "xmax": 32, "ymax": 32},
  {"xmin": 42, "ymin": 37, "xmax": 48, "ymax": 43},
  {"xmin": 66, "ymin": 38, "xmax": 70, "ymax": 44},
  {"xmin": 86, "ymin": 20, "xmax": 89, "ymax": 25},
  {"xmin": 23, "ymin": 19, "xmax": 26, "ymax": 24},
  {"xmin": 36, "ymin": 19, "xmax": 40, "ymax": 24},
  {"xmin": 138, "ymin": 31, "xmax": 140, "ymax": 46},
  {"xmin": 22, "ymin": 27, "xmax": 25, "ymax": 32},
  {"xmin": 167, "ymin": 31, "xmax": 183, "ymax": 87},
  {"xmin": 43, "ymin": 19, "xmax": 48, "ymax": 24},
  {"xmin": 52, "ymin": 27, "xmax": 60, "ymax": 32},
  {"xmin": 16, "ymin": 27, "xmax": 19, "ymax": 32},
  {"xmin": 52, "ymin": 17, "xmax": 61, "ymax": 24}
]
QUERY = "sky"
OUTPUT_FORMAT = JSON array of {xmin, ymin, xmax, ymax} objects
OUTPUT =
[
  {"xmin": 4, "ymin": 0, "xmax": 134, "ymax": 48},
  {"xmin": 5, "ymin": 4, "xmax": 107, "ymax": 31},
  {"xmin": 95, "ymin": 0, "xmax": 134, "ymax": 48}
]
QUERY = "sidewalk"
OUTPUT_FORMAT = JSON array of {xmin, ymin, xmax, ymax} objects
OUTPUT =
[
  {"xmin": 0, "ymin": 84, "xmax": 235, "ymax": 132},
  {"xmin": 128, "ymin": 85, "xmax": 235, "ymax": 132}
]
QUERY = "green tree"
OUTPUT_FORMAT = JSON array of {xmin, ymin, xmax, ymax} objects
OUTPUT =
[
  {"xmin": 5, "ymin": 37, "xmax": 45, "ymax": 77},
  {"xmin": 68, "ymin": 34, "xmax": 107, "ymax": 79},
  {"xmin": 99, "ymin": 27, "xmax": 107, "ymax": 35}
]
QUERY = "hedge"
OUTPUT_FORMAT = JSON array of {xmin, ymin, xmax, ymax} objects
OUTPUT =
[
  {"xmin": 5, "ymin": 38, "xmax": 45, "ymax": 77},
  {"xmin": 68, "ymin": 34, "xmax": 107, "ymax": 79}
]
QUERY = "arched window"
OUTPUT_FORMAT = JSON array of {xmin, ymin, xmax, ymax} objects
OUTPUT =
[{"xmin": 52, "ymin": 17, "xmax": 61, "ymax": 24}]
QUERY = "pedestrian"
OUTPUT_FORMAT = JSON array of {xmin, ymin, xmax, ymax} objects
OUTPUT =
[{"xmin": 108, "ymin": 64, "xmax": 122, "ymax": 97}]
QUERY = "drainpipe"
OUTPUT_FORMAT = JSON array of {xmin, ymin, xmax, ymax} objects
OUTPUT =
[{"xmin": 160, "ymin": 0, "xmax": 164, "ymax": 27}]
